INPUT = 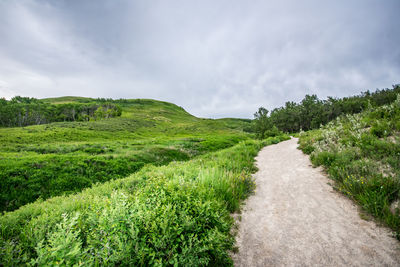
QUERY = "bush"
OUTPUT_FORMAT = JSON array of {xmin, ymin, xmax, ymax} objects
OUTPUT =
[
  {"xmin": 264, "ymin": 126, "xmax": 283, "ymax": 138},
  {"xmin": 311, "ymin": 151, "xmax": 337, "ymax": 167},
  {"xmin": 370, "ymin": 121, "xmax": 391, "ymax": 138}
]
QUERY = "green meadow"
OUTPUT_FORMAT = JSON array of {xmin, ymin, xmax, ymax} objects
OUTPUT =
[
  {"xmin": 0, "ymin": 96, "xmax": 289, "ymax": 265},
  {"xmin": 2, "ymin": 88, "xmax": 399, "ymax": 265},
  {"xmin": 0, "ymin": 98, "xmax": 252, "ymax": 212}
]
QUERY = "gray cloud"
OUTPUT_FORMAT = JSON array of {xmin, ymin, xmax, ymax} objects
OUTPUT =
[{"xmin": 0, "ymin": 0, "xmax": 399, "ymax": 118}]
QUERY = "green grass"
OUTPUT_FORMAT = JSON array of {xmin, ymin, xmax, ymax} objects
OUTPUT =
[
  {"xmin": 0, "ymin": 98, "xmax": 252, "ymax": 212},
  {"xmin": 0, "ymin": 135, "xmax": 289, "ymax": 266},
  {"xmin": 0, "ymin": 96, "xmax": 290, "ymax": 265},
  {"xmin": 299, "ymin": 95, "xmax": 400, "ymax": 238}
]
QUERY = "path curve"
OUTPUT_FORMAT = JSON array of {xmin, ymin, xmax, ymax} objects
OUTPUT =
[{"xmin": 233, "ymin": 138, "xmax": 400, "ymax": 266}]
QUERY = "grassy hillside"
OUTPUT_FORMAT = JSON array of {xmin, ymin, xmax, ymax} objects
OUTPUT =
[
  {"xmin": 0, "ymin": 97, "xmax": 253, "ymax": 212},
  {"xmin": 299, "ymin": 96, "xmax": 400, "ymax": 238}
]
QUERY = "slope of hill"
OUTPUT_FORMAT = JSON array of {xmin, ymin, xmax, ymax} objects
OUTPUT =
[
  {"xmin": 1, "ymin": 96, "xmax": 284, "ymax": 265},
  {"xmin": 299, "ymin": 96, "xmax": 400, "ymax": 238},
  {"xmin": 0, "ymin": 97, "xmax": 252, "ymax": 212}
]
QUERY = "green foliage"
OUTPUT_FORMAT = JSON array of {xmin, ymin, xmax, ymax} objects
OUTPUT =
[
  {"xmin": 0, "ymin": 97, "xmax": 252, "ymax": 212},
  {"xmin": 1, "ymin": 155, "xmax": 140, "ymax": 212},
  {"xmin": 299, "ymin": 96, "xmax": 400, "ymax": 238},
  {"xmin": 310, "ymin": 151, "xmax": 337, "ymax": 166},
  {"xmin": 0, "ymin": 97, "xmax": 122, "ymax": 127},
  {"xmin": 370, "ymin": 120, "xmax": 391, "ymax": 138},
  {"xmin": 0, "ymin": 136, "xmax": 289, "ymax": 265},
  {"xmin": 0, "ymin": 95, "xmax": 286, "ymax": 264},
  {"xmin": 32, "ymin": 213, "xmax": 86, "ymax": 266},
  {"xmin": 0, "ymin": 135, "xmax": 247, "ymax": 213},
  {"xmin": 253, "ymin": 108, "xmax": 284, "ymax": 139},
  {"xmin": 0, "ymin": 134, "xmax": 250, "ymax": 212},
  {"xmin": 253, "ymin": 107, "xmax": 271, "ymax": 139},
  {"xmin": 255, "ymin": 85, "xmax": 400, "ymax": 134},
  {"xmin": 264, "ymin": 125, "xmax": 282, "ymax": 138}
]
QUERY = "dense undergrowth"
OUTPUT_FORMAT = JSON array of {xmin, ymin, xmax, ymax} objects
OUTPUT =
[
  {"xmin": 0, "ymin": 134, "xmax": 245, "ymax": 212},
  {"xmin": 299, "ymin": 96, "xmax": 400, "ymax": 238},
  {"xmin": 0, "ymin": 135, "xmax": 289, "ymax": 265},
  {"xmin": 0, "ymin": 98, "xmax": 252, "ymax": 212}
]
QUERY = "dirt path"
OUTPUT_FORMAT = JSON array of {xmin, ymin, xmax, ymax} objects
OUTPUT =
[{"xmin": 233, "ymin": 138, "xmax": 400, "ymax": 266}]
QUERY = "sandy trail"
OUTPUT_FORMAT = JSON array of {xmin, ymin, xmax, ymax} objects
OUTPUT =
[{"xmin": 233, "ymin": 138, "xmax": 400, "ymax": 266}]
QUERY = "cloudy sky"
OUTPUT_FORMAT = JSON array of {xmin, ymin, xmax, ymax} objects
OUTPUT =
[{"xmin": 0, "ymin": 0, "xmax": 399, "ymax": 118}]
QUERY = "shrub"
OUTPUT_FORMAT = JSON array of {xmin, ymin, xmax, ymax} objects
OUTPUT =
[
  {"xmin": 311, "ymin": 151, "xmax": 337, "ymax": 167},
  {"xmin": 370, "ymin": 121, "xmax": 390, "ymax": 138}
]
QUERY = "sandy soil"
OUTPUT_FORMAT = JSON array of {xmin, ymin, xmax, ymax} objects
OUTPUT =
[{"xmin": 232, "ymin": 138, "xmax": 400, "ymax": 266}]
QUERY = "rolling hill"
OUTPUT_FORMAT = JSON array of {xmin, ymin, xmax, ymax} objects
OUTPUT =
[
  {"xmin": 0, "ymin": 96, "xmax": 289, "ymax": 265},
  {"xmin": 0, "ymin": 97, "xmax": 252, "ymax": 212}
]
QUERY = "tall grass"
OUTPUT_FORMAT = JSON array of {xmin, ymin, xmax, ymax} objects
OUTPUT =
[
  {"xmin": 0, "ymin": 135, "xmax": 289, "ymax": 265},
  {"xmin": 0, "ymin": 96, "xmax": 251, "ymax": 212}
]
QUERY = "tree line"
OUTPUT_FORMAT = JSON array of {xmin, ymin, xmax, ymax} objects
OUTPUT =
[
  {"xmin": 254, "ymin": 85, "xmax": 400, "ymax": 138},
  {"xmin": 0, "ymin": 96, "xmax": 122, "ymax": 127}
]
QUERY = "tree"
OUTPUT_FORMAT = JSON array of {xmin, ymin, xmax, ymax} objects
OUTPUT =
[
  {"xmin": 254, "ymin": 107, "xmax": 271, "ymax": 139},
  {"xmin": 253, "ymin": 85, "xmax": 400, "ymax": 134},
  {"xmin": 0, "ymin": 98, "xmax": 123, "ymax": 127}
]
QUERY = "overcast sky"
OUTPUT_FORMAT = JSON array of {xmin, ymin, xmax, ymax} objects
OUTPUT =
[{"xmin": 0, "ymin": 0, "xmax": 399, "ymax": 118}]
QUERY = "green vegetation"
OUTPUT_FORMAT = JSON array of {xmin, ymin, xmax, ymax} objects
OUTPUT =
[
  {"xmin": 0, "ymin": 96, "xmax": 122, "ymax": 127},
  {"xmin": 253, "ymin": 85, "xmax": 400, "ymax": 135},
  {"xmin": 0, "ymin": 96, "xmax": 286, "ymax": 265},
  {"xmin": 253, "ymin": 107, "xmax": 283, "ymax": 139},
  {"xmin": 7, "ymin": 83, "xmax": 398, "ymax": 264},
  {"xmin": 0, "ymin": 135, "xmax": 289, "ymax": 265},
  {"xmin": 299, "ymin": 96, "xmax": 400, "ymax": 238},
  {"xmin": 0, "ymin": 97, "xmax": 253, "ymax": 212},
  {"xmin": 251, "ymin": 85, "xmax": 400, "ymax": 239}
]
